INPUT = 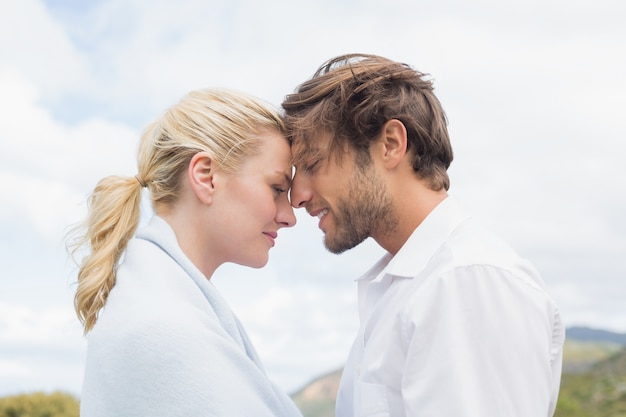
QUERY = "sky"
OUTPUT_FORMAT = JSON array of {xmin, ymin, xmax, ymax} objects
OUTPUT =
[{"xmin": 1, "ymin": 0, "xmax": 625, "ymax": 399}]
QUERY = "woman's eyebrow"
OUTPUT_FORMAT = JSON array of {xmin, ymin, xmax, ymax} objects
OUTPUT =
[{"xmin": 276, "ymin": 171, "xmax": 292, "ymax": 187}]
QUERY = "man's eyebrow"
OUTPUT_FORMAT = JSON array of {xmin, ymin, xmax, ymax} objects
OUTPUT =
[{"xmin": 291, "ymin": 146, "xmax": 326, "ymax": 165}]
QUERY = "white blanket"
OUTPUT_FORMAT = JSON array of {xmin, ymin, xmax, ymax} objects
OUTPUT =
[{"xmin": 80, "ymin": 216, "xmax": 303, "ymax": 417}]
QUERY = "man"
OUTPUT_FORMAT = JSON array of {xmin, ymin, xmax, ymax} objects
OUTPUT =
[{"xmin": 282, "ymin": 54, "xmax": 564, "ymax": 417}]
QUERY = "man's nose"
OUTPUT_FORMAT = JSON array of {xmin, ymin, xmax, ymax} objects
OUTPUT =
[{"xmin": 289, "ymin": 172, "xmax": 311, "ymax": 209}]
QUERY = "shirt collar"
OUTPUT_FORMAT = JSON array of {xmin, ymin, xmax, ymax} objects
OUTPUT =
[{"xmin": 356, "ymin": 196, "xmax": 471, "ymax": 282}]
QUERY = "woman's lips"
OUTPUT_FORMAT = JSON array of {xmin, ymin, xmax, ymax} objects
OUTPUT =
[{"xmin": 264, "ymin": 231, "xmax": 277, "ymax": 246}]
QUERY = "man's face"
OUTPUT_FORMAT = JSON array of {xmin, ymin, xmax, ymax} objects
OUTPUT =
[{"xmin": 290, "ymin": 133, "xmax": 395, "ymax": 254}]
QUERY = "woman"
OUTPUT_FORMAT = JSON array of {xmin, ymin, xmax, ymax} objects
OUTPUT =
[{"xmin": 68, "ymin": 88, "xmax": 302, "ymax": 416}]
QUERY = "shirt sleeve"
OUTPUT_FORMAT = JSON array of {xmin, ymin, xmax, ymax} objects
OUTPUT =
[{"xmin": 399, "ymin": 265, "xmax": 560, "ymax": 417}]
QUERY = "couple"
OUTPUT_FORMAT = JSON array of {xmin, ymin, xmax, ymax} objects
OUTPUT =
[{"xmin": 69, "ymin": 54, "xmax": 564, "ymax": 417}]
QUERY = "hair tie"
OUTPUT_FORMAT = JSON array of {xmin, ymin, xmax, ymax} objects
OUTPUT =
[{"xmin": 135, "ymin": 175, "xmax": 147, "ymax": 188}]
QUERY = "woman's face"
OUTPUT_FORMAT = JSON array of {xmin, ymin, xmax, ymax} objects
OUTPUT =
[{"xmin": 212, "ymin": 130, "xmax": 296, "ymax": 268}]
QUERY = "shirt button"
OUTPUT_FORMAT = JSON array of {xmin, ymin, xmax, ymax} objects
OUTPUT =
[{"xmin": 355, "ymin": 364, "xmax": 361, "ymax": 376}]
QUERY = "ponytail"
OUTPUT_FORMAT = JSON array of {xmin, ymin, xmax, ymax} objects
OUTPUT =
[
  {"xmin": 67, "ymin": 87, "xmax": 285, "ymax": 334},
  {"xmin": 68, "ymin": 175, "xmax": 143, "ymax": 334}
]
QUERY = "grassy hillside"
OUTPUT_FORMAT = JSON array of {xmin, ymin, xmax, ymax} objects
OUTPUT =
[
  {"xmin": 292, "ymin": 339, "xmax": 626, "ymax": 417},
  {"xmin": 562, "ymin": 339, "xmax": 622, "ymax": 373},
  {"xmin": 556, "ymin": 346, "xmax": 626, "ymax": 417}
]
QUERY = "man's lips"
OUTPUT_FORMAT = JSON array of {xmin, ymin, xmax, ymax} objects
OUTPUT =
[
  {"xmin": 308, "ymin": 208, "xmax": 329, "ymax": 229},
  {"xmin": 308, "ymin": 207, "xmax": 329, "ymax": 219}
]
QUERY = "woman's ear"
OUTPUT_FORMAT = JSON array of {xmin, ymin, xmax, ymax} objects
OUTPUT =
[
  {"xmin": 379, "ymin": 119, "xmax": 408, "ymax": 169},
  {"xmin": 188, "ymin": 151, "xmax": 216, "ymax": 205}
]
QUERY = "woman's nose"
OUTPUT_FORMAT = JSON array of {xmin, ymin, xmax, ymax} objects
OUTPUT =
[{"xmin": 277, "ymin": 198, "xmax": 297, "ymax": 228}]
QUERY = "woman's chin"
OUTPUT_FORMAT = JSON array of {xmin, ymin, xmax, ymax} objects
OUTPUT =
[{"xmin": 238, "ymin": 254, "xmax": 269, "ymax": 269}]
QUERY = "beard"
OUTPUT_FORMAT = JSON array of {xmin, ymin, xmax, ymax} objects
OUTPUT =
[{"xmin": 324, "ymin": 161, "xmax": 397, "ymax": 254}]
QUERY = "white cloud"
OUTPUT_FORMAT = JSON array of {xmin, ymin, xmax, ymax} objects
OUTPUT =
[
  {"xmin": 0, "ymin": 303, "xmax": 85, "ymax": 396},
  {"xmin": 0, "ymin": 173, "xmax": 80, "ymax": 243},
  {"xmin": 0, "ymin": 304, "xmax": 80, "ymax": 348},
  {"xmin": 0, "ymin": 361, "xmax": 30, "ymax": 379},
  {"xmin": 0, "ymin": 0, "xmax": 89, "ymax": 99},
  {"xmin": 215, "ymin": 274, "xmax": 359, "ymax": 392},
  {"xmin": 0, "ymin": 70, "xmax": 137, "ymax": 179},
  {"xmin": 0, "ymin": 70, "xmax": 138, "ymax": 245}
]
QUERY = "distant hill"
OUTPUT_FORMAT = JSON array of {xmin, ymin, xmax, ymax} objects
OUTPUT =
[
  {"xmin": 563, "ymin": 326, "xmax": 626, "ymax": 374},
  {"xmin": 566, "ymin": 326, "xmax": 626, "ymax": 345},
  {"xmin": 291, "ymin": 369, "xmax": 341, "ymax": 417},
  {"xmin": 291, "ymin": 326, "xmax": 626, "ymax": 417},
  {"xmin": 563, "ymin": 339, "xmax": 623, "ymax": 373}
]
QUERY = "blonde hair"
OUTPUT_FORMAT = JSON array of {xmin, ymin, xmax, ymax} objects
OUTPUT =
[{"xmin": 68, "ymin": 88, "xmax": 285, "ymax": 334}]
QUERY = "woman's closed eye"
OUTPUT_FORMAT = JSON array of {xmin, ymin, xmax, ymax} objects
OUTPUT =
[{"xmin": 273, "ymin": 185, "xmax": 287, "ymax": 196}]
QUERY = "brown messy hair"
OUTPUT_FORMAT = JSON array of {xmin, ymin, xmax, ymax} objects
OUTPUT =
[{"xmin": 282, "ymin": 53, "xmax": 453, "ymax": 191}]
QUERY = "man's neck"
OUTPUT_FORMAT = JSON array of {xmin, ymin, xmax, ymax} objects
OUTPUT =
[{"xmin": 374, "ymin": 187, "xmax": 448, "ymax": 255}]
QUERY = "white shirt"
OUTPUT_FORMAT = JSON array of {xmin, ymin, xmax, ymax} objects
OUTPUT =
[{"xmin": 336, "ymin": 197, "xmax": 564, "ymax": 417}]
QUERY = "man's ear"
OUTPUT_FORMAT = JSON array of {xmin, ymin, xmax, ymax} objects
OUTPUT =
[
  {"xmin": 188, "ymin": 151, "xmax": 216, "ymax": 205},
  {"xmin": 379, "ymin": 119, "xmax": 408, "ymax": 169}
]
